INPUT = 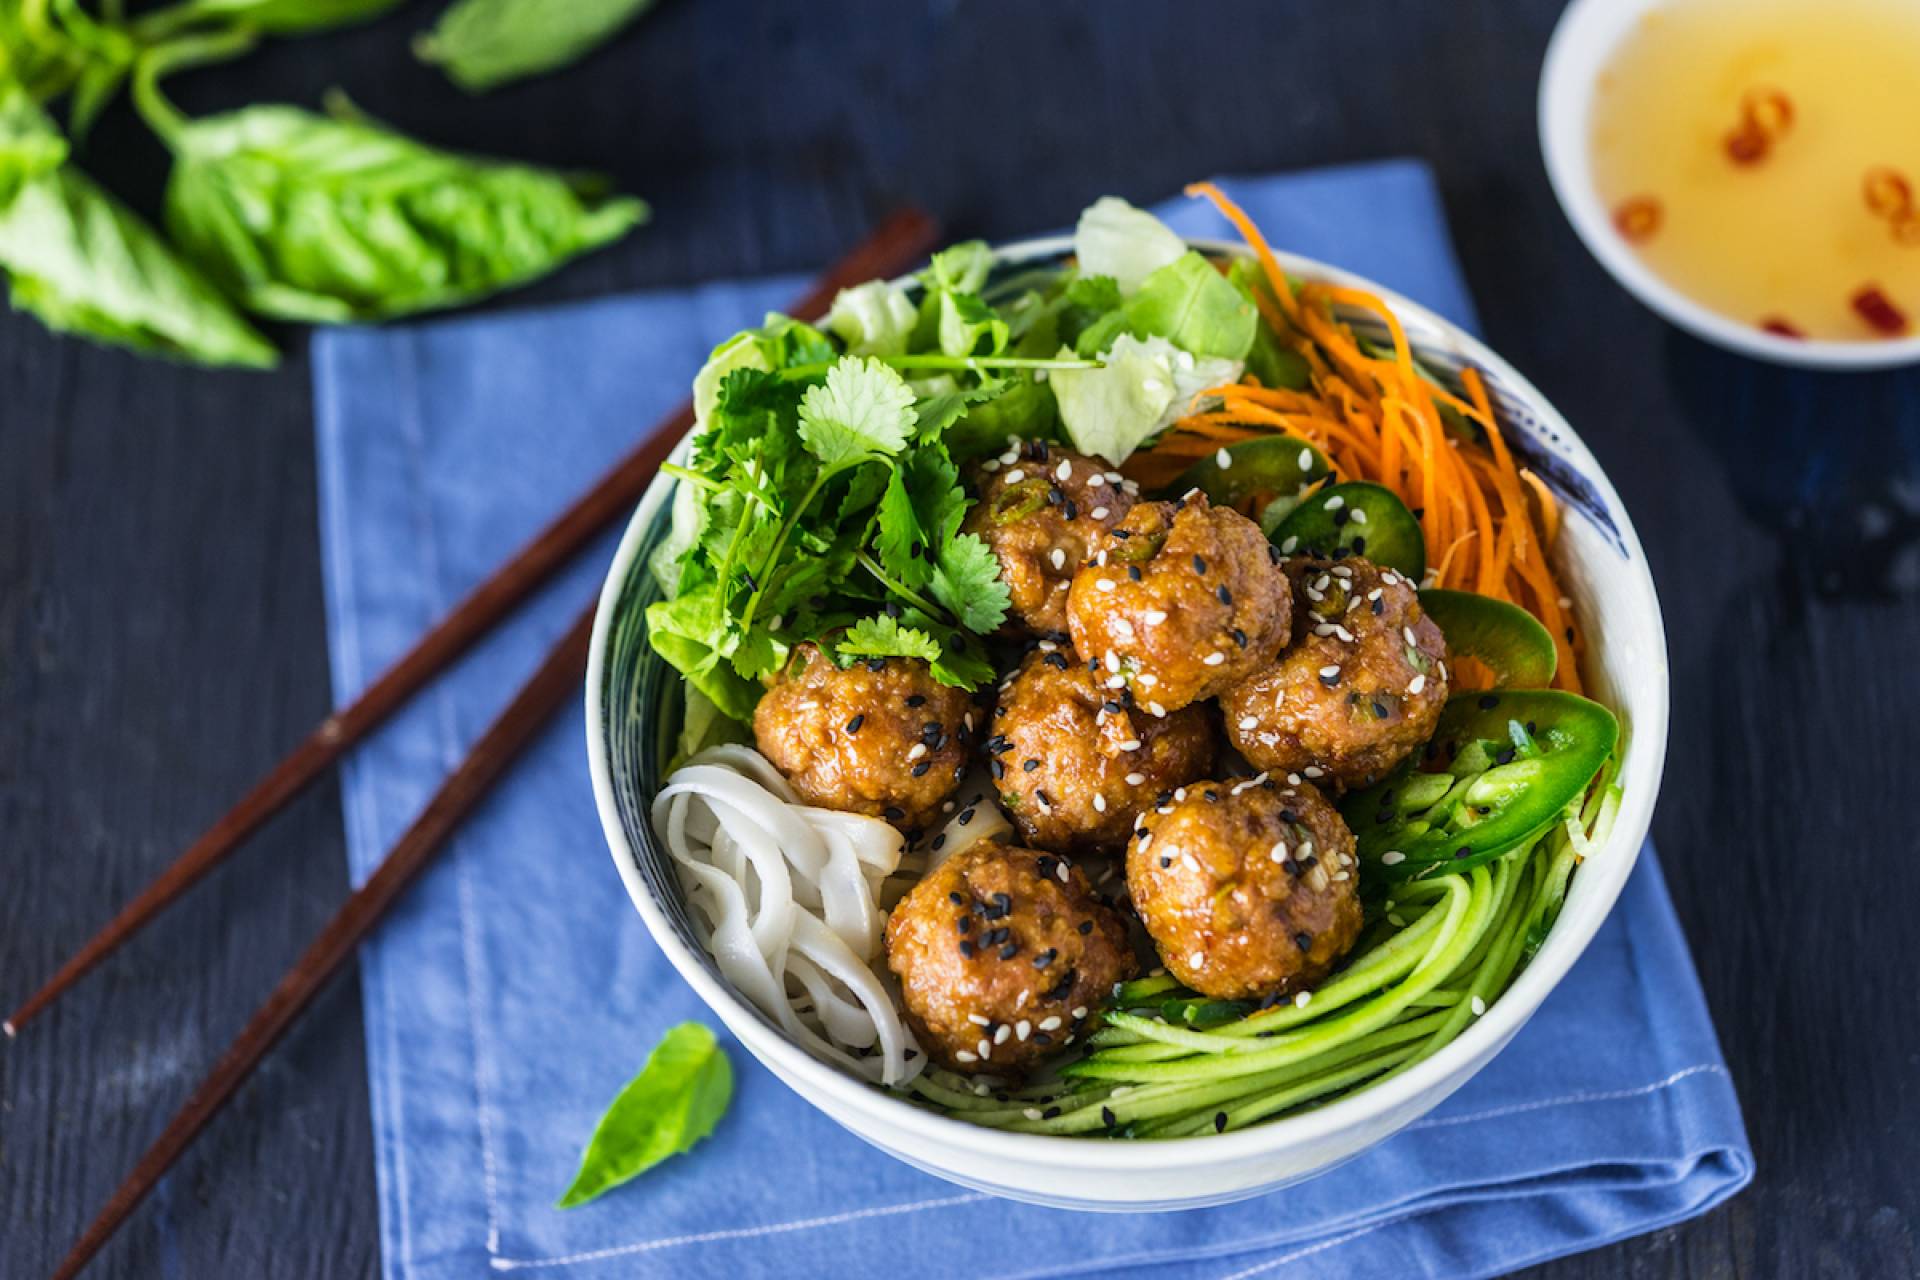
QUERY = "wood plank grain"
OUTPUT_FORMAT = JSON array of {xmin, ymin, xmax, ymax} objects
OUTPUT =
[{"xmin": 4, "ymin": 2, "xmax": 1916, "ymax": 1277}]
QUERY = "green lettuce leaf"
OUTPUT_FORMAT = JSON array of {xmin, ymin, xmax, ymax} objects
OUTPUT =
[
  {"xmin": 1124, "ymin": 250, "xmax": 1258, "ymax": 360},
  {"xmin": 826, "ymin": 279, "xmax": 916, "ymax": 357},
  {"xmin": 1072, "ymin": 195, "xmax": 1184, "ymax": 294},
  {"xmin": 1050, "ymin": 333, "xmax": 1239, "ymax": 464},
  {"xmin": 161, "ymin": 97, "xmax": 646, "ymax": 323},
  {"xmin": 416, "ymin": 0, "xmax": 659, "ymax": 93},
  {"xmin": 0, "ymin": 80, "xmax": 69, "ymax": 201}
]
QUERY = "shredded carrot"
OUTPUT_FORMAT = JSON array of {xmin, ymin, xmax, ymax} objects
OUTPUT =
[{"xmin": 1135, "ymin": 192, "xmax": 1587, "ymax": 692}]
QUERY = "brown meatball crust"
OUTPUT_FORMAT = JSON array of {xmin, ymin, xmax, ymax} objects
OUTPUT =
[
  {"xmin": 988, "ymin": 647, "xmax": 1215, "ymax": 855},
  {"xmin": 962, "ymin": 443, "xmax": 1140, "ymax": 636},
  {"xmin": 1126, "ymin": 777, "xmax": 1363, "ymax": 1000},
  {"xmin": 885, "ymin": 844, "xmax": 1136, "ymax": 1075},
  {"xmin": 1222, "ymin": 558, "xmax": 1448, "ymax": 792},
  {"xmin": 752, "ymin": 644, "xmax": 973, "ymax": 833},
  {"xmin": 1066, "ymin": 495, "xmax": 1293, "ymax": 713}
]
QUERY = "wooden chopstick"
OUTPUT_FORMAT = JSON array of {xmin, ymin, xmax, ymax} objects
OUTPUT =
[
  {"xmin": 4, "ymin": 206, "xmax": 941, "ymax": 1036},
  {"xmin": 49, "ymin": 603, "xmax": 599, "ymax": 1280}
]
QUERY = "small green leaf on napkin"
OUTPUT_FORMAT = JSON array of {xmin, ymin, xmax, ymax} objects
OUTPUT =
[
  {"xmin": 415, "ymin": 0, "xmax": 660, "ymax": 94},
  {"xmin": 557, "ymin": 1023, "xmax": 733, "ymax": 1209}
]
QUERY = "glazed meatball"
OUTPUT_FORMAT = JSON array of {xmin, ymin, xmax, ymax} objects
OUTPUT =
[
  {"xmin": 962, "ymin": 442, "xmax": 1140, "ymax": 635},
  {"xmin": 1066, "ymin": 495, "xmax": 1292, "ymax": 713},
  {"xmin": 1221, "ymin": 558, "xmax": 1448, "ymax": 792},
  {"xmin": 886, "ymin": 843, "xmax": 1136, "ymax": 1075},
  {"xmin": 1126, "ymin": 777, "xmax": 1362, "ymax": 1000},
  {"xmin": 987, "ymin": 646, "xmax": 1215, "ymax": 855},
  {"xmin": 753, "ymin": 644, "xmax": 974, "ymax": 833}
]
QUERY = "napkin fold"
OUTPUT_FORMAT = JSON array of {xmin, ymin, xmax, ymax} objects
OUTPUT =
[{"xmin": 312, "ymin": 162, "xmax": 1752, "ymax": 1280}]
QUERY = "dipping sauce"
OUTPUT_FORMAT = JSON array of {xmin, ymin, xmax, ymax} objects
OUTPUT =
[{"xmin": 1590, "ymin": 0, "xmax": 1920, "ymax": 341}]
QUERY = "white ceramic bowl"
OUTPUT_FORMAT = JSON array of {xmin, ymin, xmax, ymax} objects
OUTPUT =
[
  {"xmin": 586, "ymin": 238, "xmax": 1670, "ymax": 1210},
  {"xmin": 1540, "ymin": 0, "xmax": 1920, "ymax": 370}
]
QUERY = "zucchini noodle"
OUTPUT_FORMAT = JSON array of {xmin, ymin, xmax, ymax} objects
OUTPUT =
[{"xmin": 911, "ymin": 756, "xmax": 1622, "ymax": 1135}]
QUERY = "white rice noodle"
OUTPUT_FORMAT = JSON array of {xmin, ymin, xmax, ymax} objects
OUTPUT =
[{"xmin": 652, "ymin": 746, "xmax": 926, "ymax": 1085}]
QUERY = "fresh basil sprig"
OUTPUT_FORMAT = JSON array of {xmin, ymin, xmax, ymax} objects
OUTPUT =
[
  {"xmin": 415, "ymin": 0, "xmax": 659, "ymax": 93},
  {"xmin": 557, "ymin": 1023, "xmax": 733, "ymax": 1209},
  {"xmin": 134, "ymin": 49, "xmax": 648, "ymax": 323}
]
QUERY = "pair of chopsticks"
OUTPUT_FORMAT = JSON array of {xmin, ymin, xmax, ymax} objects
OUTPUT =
[{"xmin": 20, "ymin": 208, "xmax": 941, "ymax": 1280}]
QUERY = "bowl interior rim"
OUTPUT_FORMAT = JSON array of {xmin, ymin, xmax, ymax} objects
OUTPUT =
[
  {"xmin": 1537, "ymin": 0, "xmax": 1920, "ymax": 371},
  {"xmin": 586, "ymin": 234, "xmax": 1672, "ymax": 1169}
]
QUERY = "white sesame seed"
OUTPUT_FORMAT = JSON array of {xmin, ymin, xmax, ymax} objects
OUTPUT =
[
  {"xmin": 1471, "ymin": 996, "xmax": 1488, "ymax": 1017},
  {"xmin": 1057, "ymin": 861, "xmax": 1070, "ymax": 883},
  {"xmin": 1119, "ymin": 772, "xmax": 1144, "ymax": 788},
  {"xmin": 1050, "ymin": 547, "xmax": 1067, "ymax": 571},
  {"xmin": 1407, "ymin": 674, "xmax": 1427, "ymax": 695},
  {"xmin": 1096, "ymin": 577, "xmax": 1116, "ymax": 592},
  {"xmin": 1382, "ymin": 851, "xmax": 1407, "ymax": 866},
  {"xmin": 1238, "ymin": 715, "xmax": 1258, "ymax": 730},
  {"xmin": 1056, "ymin": 459, "xmax": 1072, "ymax": 482},
  {"xmin": 1091, "ymin": 505, "xmax": 1111, "ymax": 520},
  {"xmin": 1313, "ymin": 624, "xmax": 1337, "ymax": 637},
  {"xmin": 979, "ymin": 1039, "xmax": 993, "ymax": 1059},
  {"xmin": 1148, "ymin": 701, "xmax": 1167, "ymax": 717},
  {"xmin": 1138, "ymin": 833, "xmax": 1152, "ymax": 851},
  {"xmin": 1142, "ymin": 609, "xmax": 1168, "ymax": 626},
  {"xmin": 1072, "ymin": 1006, "xmax": 1088, "ymax": 1018},
  {"xmin": 1298, "ymin": 447, "xmax": 1313, "ymax": 470},
  {"xmin": 995, "ymin": 1023, "xmax": 1012, "ymax": 1044},
  {"xmin": 1016, "ymin": 989, "xmax": 1030, "ymax": 1009},
  {"xmin": 1105, "ymin": 650, "xmax": 1120, "ymax": 671},
  {"xmin": 1097, "ymin": 550, "xmax": 1109, "ymax": 566},
  {"xmin": 1174, "ymin": 787, "xmax": 1187, "ymax": 801},
  {"xmin": 1330, "ymin": 565, "xmax": 1352, "ymax": 578},
  {"xmin": 1269, "ymin": 842, "xmax": 1288, "ymax": 863},
  {"xmin": 1039, "ymin": 1016, "xmax": 1063, "ymax": 1031},
  {"xmin": 1216, "ymin": 447, "xmax": 1233, "ymax": 469},
  {"xmin": 1138, "ymin": 672, "xmax": 1158, "ymax": 686},
  {"xmin": 1038, "ymin": 639, "xmax": 1057, "ymax": 652},
  {"xmin": 1105, "ymin": 471, "xmax": 1124, "ymax": 484},
  {"xmin": 1303, "ymin": 766, "xmax": 1324, "ymax": 778},
  {"xmin": 1113, "ymin": 619, "xmax": 1136, "ymax": 640},
  {"xmin": 982, "ymin": 459, "xmax": 1001, "ymax": 473},
  {"xmin": 1182, "ymin": 853, "xmax": 1201, "ymax": 872},
  {"xmin": 1183, "ymin": 487, "xmax": 1204, "ymax": 502},
  {"xmin": 1037, "ymin": 793, "xmax": 1052, "ymax": 814},
  {"xmin": 1286, "ymin": 773, "xmax": 1301, "ymax": 785},
  {"xmin": 1188, "ymin": 950, "xmax": 1205, "ymax": 967},
  {"xmin": 1281, "ymin": 535, "xmax": 1300, "ymax": 553},
  {"xmin": 1024, "ymin": 1107, "xmax": 1044, "ymax": 1120},
  {"xmin": 1093, "ymin": 794, "xmax": 1107, "ymax": 812},
  {"xmin": 1105, "ymin": 675, "xmax": 1126, "ymax": 689},
  {"xmin": 1325, "ymin": 494, "xmax": 1345, "ymax": 511},
  {"xmin": 1350, "ymin": 509, "xmax": 1369, "ymax": 524},
  {"xmin": 1203, "ymin": 651, "xmax": 1226, "ymax": 666},
  {"xmin": 1333, "ymin": 870, "xmax": 1350, "ymax": 882},
  {"xmin": 968, "ymin": 1013, "xmax": 990, "ymax": 1026},
  {"xmin": 1319, "ymin": 665, "xmax": 1341, "ymax": 679},
  {"xmin": 1119, "ymin": 738, "xmax": 1142, "ymax": 751},
  {"xmin": 907, "ymin": 743, "xmax": 928, "ymax": 761},
  {"xmin": 1088, "ymin": 473, "xmax": 1108, "ymax": 487},
  {"xmin": 1334, "ymin": 625, "xmax": 1355, "ymax": 643},
  {"xmin": 1387, "ymin": 912, "xmax": 1406, "ymax": 927},
  {"xmin": 1295, "ymin": 990, "xmax": 1313, "ymax": 1008},
  {"xmin": 1403, "ymin": 626, "xmax": 1419, "ymax": 646},
  {"xmin": 1004, "ymin": 468, "xmax": 1026, "ymax": 485},
  {"xmin": 956, "ymin": 1050, "xmax": 978, "ymax": 1063},
  {"xmin": 1016, "ymin": 1019, "xmax": 1032, "ymax": 1040}
]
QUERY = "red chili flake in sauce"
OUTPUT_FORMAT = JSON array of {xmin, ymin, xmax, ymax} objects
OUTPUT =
[
  {"xmin": 1758, "ymin": 317, "xmax": 1806, "ymax": 339},
  {"xmin": 1864, "ymin": 167, "xmax": 1914, "ymax": 221},
  {"xmin": 1723, "ymin": 122, "xmax": 1770, "ymax": 167},
  {"xmin": 1743, "ymin": 87, "xmax": 1794, "ymax": 139},
  {"xmin": 1613, "ymin": 196, "xmax": 1662, "ymax": 243},
  {"xmin": 1850, "ymin": 286, "xmax": 1911, "ymax": 336}
]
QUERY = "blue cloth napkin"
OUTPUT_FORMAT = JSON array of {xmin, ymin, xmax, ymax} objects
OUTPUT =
[{"xmin": 311, "ymin": 162, "xmax": 1752, "ymax": 1280}]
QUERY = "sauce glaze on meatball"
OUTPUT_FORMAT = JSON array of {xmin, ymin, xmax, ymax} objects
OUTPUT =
[
  {"xmin": 988, "ymin": 646, "xmax": 1214, "ymax": 854},
  {"xmin": 962, "ymin": 442, "xmax": 1140, "ymax": 636},
  {"xmin": 1125, "ymin": 777, "xmax": 1362, "ymax": 1000},
  {"xmin": 1221, "ymin": 557, "xmax": 1447, "ymax": 792},
  {"xmin": 886, "ymin": 843, "xmax": 1136, "ymax": 1075},
  {"xmin": 753, "ymin": 644, "xmax": 974, "ymax": 834},
  {"xmin": 1066, "ymin": 495, "xmax": 1292, "ymax": 713}
]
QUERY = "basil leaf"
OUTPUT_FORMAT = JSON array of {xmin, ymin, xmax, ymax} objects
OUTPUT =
[
  {"xmin": 557, "ymin": 1023, "xmax": 733, "ymax": 1209},
  {"xmin": 415, "ymin": 0, "xmax": 658, "ymax": 93},
  {"xmin": 161, "ymin": 98, "xmax": 647, "ymax": 322},
  {"xmin": 0, "ymin": 165, "xmax": 277, "ymax": 367}
]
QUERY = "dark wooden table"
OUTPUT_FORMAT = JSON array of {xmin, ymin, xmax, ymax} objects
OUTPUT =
[{"xmin": 5, "ymin": 1, "xmax": 1917, "ymax": 1276}]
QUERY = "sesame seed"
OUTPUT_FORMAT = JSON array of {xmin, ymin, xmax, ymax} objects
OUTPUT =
[
  {"xmin": 1023, "ymin": 758, "xmax": 1039, "ymax": 772},
  {"xmin": 907, "ymin": 743, "xmax": 928, "ymax": 761},
  {"xmin": 1004, "ymin": 468, "xmax": 1026, "ymax": 485},
  {"xmin": 1050, "ymin": 547, "xmax": 1067, "ymax": 570},
  {"xmin": 1125, "ymin": 772, "xmax": 1146, "ymax": 786},
  {"xmin": 1281, "ymin": 535, "xmax": 1300, "ymax": 553},
  {"xmin": 1295, "ymin": 991, "xmax": 1313, "ymax": 1008},
  {"xmin": 1403, "ymin": 626, "xmax": 1419, "ymax": 646},
  {"xmin": 1093, "ymin": 794, "xmax": 1107, "ymax": 812},
  {"xmin": 955, "ymin": 1050, "xmax": 978, "ymax": 1063},
  {"xmin": 1016, "ymin": 1020, "xmax": 1032, "ymax": 1040},
  {"xmin": 978, "ymin": 1038, "xmax": 993, "ymax": 1058},
  {"xmin": 1214, "ymin": 1112, "xmax": 1229, "ymax": 1133},
  {"xmin": 1091, "ymin": 505, "xmax": 1110, "ymax": 520},
  {"xmin": 844, "ymin": 714, "xmax": 864, "ymax": 733},
  {"xmin": 1102, "ymin": 1106, "xmax": 1118, "ymax": 1126},
  {"xmin": 1096, "ymin": 578, "xmax": 1116, "ymax": 592},
  {"xmin": 1057, "ymin": 862, "xmax": 1070, "ymax": 883},
  {"xmin": 1303, "ymin": 765, "xmax": 1324, "ymax": 778},
  {"xmin": 1024, "ymin": 1107, "xmax": 1044, "ymax": 1120},
  {"xmin": 1325, "ymin": 494, "xmax": 1345, "ymax": 511},
  {"xmin": 1192, "ymin": 554, "xmax": 1208, "ymax": 574},
  {"xmin": 1118, "ymin": 738, "xmax": 1142, "ymax": 751},
  {"xmin": 968, "ymin": 1013, "xmax": 991, "ymax": 1027},
  {"xmin": 1105, "ymin": 675, "xmax": 1126, "ymax": 690},
  {"xmin": 1471, "ymin": 996, "xmax": 1488, "ymax": 1016},
  {"xmin": 1147, "ymin": 701, "xmax": 1166, "ymax": 717},
  {"xmin": 1407, "ymin": 674, "xmax": 1427, "ymax": 695},
  {"xmin": 1072, "ymin": 1005, "xmax": 1088, "ymax": 1019},
  {"xmin": 1143, "ymin": 609, "xmax": 1168, "ymax": 624},
  {"xmin": 1382, "ymin": 851, "xmax": 1407, "ymax": 866},
  {"xmin": 1351, "ymin": 509, "xmax": 1369, "ymax": 524},
  {"xmin": 1298, "ymin": 447, "xmax": 1313, "ymax": 470},
  {"xmin": 1238, "ymin": 715, "xmax": 1258, "ymax": 731},
  {"xmin": 1039, "ymin": 1016, "xmax": 1062, "ymax": 1031},
  {"xmin": 995, "ymin": 1023, "xmax": 1012, "ymax": 1044},
  {"xmin": 1203, "ymin": 651, "xmax": 1226, "ymax": 666},
  {"xmin": 1105, "ymin": 650, "xmax": 1120, "ymax": 671},
  {"xmin": 1088, "ymin": 473, "xmax": 1107, "ymax": 487}
]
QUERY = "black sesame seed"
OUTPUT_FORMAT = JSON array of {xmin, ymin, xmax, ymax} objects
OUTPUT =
[
  {"xmin": 1373, "ymin": 701, "xmax": 1390, "ymax": 718},
  {"xmin": 910, "ymin": 761, "xmax": 930, "ymax": 777},
  {"xmin": 932, "ymin": 833, "xmax": 948, "ymax": 851},
  {"xmin": 885, "ymin": 805, "xmax": 906, "ymax": 821},
  {"xmin": 959, "ymin": 941, "xmax": 976, "ymax": 958},
  {"xmin": 1046, "ymin": 485, "xmax": 1064, "ymax": 506},
  {"xmin": 1231, "ymin": 628, "xmax": 1248, "ymax": 648},
  {"xmin": 994, "ymin": 892, "xmax": 1013, "ymax": 910},
  {"xmin": 905, "ymin": 694, "xmax": 926, "ymax": 707},
  {"xmin": 866, "ymin": 658, "xmax": 886, "ymax": 672},
  {"xmin": 1033, "ymin": 948, "xmax": 1057, "ymax": 969},
  {"xmin": 1320, "ymin": 669, "xmax": 1341, "ymax": 687},
  {"xmin": 1078, "ymin": 920, "xmax": 1094, "ymax": 935},
  {"xmin": 1128, "ymin": 565, "xmax": 1142, "ymax": 581},
  {"xmin": 1192, "ymin": 554, "xmax": 1208, "ymax": 574},
  {"xmin": 1045, "ymin": 652, "xmax": 1069, "ymax": 670},
  {"xmin": 1033, "ymin": 1032, "xmax": 1054, "ymax": 1046},
  {"xmin": 1043, "ymin": 1106, "xmax": 1062, "ymax": 1120},
  {"xmin": 1455, "ymin": 846, "xmax": 1471, "ymax": 859},
  {"xmin": 1280, "ymin": 808, "xmax": 1299, "ymax": 824},
  {"xmin": 1103, "ymin": 700, "xmax": 1123, "ymax": 714},
  {"xmin": 1294, "ymin": 931, "xmax": 1314, "ymax": 952},
  {"xmin": 1495, "ymin": 747, "xmax": 1516, "ymax": 765},
  {"xmin": 989, "ymin": 759, "xmax": 1005, "ymax": 780},
  {"xmin": 959, "ymin": 808, "xmax": 977, "ymax": 825},
  {"xmin": 1268, "ymin": 543, "xmax": 1283, "ymax": 564},
  {"xmin": 1024, "ymin": 758, "xmax": 1041, "ymax": 772},
  {"xmin": 1159, "ymin": 857, "xmax": 1172, "ymax": 868},
  {"xmin": 1333, "ymin": 507, "xmax": 1351, "ymax": 527},
  {"xmin": 845, "ymin": 714, "xmax": 865, "ymax": 734},
  {"xmin": 948, "ymin": 890, "xmax": 964, "ymax": 905},
  {"xmin": 1214, "ymin": 1112, "xmax": 1228, "ymax": 1133},
  {"xmin": 999, "ymin": 942, "xmax": 1021, "ymax": 961},
  {"xmin": 956, "ymin": 914, "xmax": 972, "ymax": 933},
  {"xmin": 1478, "ymin": 694, "xmax": 1500, "ymax": 710},
  {"xmin": 1204, "ymin": 788, "xmax": 1220, "ymax": 802},
  {"xmin": 1217, "ymin": 585, "xmax": 1233, "ymax": 605},
  {"xmin": 1298, "ymin": 854, "xmax": 1318, "ymax": 872},
  {"xmin": 884, "ymin": 601, "xmax": 902, "ymax": 618},
  {"xmin": 1102, "ymin": 1106, "xmax": 1118, "ymax": 1127},
  {"xmin": 1063, "ymin": 500, "xmax": 1079, "ymax": 520},
  {"xmin": 1112, "ymin": 527, "xmax": 1131, "ymax": 539},
  {"xmin": 1282, "ymin": 858, "xmax": 1301, "ymax": 877},
  {"xmin": 983, "ymin": 926, "xmax": 1010, "ymax": 945}
]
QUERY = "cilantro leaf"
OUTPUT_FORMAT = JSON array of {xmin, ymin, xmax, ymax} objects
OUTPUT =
[
  {"xmin": 915, "ymin": 379, "xmax": 1007, "ymax": 442},
  {"xmin": 931, "ymin": 532, "xmax": 1011, "ymax": 634},
  {"xmin": 797, "ymin": 356, "xmax": 917, "ymax": 470},
  {"xmin": 836, "ymin": 614, "xmax": 942, "ymax": 664}
]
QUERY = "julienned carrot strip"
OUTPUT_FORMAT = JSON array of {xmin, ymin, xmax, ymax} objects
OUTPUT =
[
  {"xmin": 1185, "ymin": 182, "xmax": 1304, "ymax": 327},
  {"xmin": 1519, "ymin": 469, "xmax": 1561, "ymax": 550}
]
